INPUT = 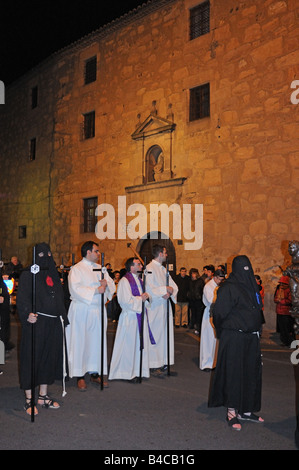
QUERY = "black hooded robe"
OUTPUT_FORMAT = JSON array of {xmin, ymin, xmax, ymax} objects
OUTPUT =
[
  {"xmin": 208, "ymin": 255, "xmax": 263, "ymax": 414},
  {"xmin": 0, "ymin": 278, "xmax": 11, "ymax": 348},
  {"xmin": 17, "ymin": 243, "xmax": 69, "ymax": 390}
]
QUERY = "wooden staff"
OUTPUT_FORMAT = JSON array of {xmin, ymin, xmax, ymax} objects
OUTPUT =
[{"xmin": 128, "ymin": 243, "xmax": 144, "ymax": 266}]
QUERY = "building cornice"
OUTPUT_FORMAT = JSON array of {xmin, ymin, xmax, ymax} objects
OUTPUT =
[{"xmin": 8, "ymin": 0, "xmax": 177, "ymax": 88}]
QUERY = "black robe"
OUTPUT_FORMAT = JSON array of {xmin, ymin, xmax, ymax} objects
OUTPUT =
[
  {"xmin": 17, "ymin": 243, "xmax": 69, "ymax": 390},
  {"xmin": 0, "ymin": 278, "xmax": 11, "ymax": 348},
  {"xmin": 208, "ymin": 255, "xmax": 263, "ymax": 413}
]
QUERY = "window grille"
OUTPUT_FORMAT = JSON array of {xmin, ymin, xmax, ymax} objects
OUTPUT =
[
  {"xmin": 31, "ymin": 86, "xmax": 38, "ymax": 109},
  {"xmin": 189, "ymin": 84, "xmax": 210, "ymax": 121},
  {"xmin": 84, "ymin": 56, "xmax": 97, "ymax": 85},
  {"xmin": 84, "ymin": 197, "xmax": 98, "ymax": 233},
  {"xmin": 19, "ymin": 226, "xmax": 27, "ymax": 239},
  {"xmin": 29, "ymin": 138, "xmax": 36, "ymax": 161},
  {"xmin": 190, "ymin": 1, "xmax": 210, "ymax": 40},
  {"xmin": 83, "ymin": 111, "xmax": 95, "ymax": 140}
]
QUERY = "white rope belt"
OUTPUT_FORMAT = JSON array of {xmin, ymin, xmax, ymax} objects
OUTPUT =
[{"xmin": 238, "ymin": 329, "xmax": 260, "ymax": 337}]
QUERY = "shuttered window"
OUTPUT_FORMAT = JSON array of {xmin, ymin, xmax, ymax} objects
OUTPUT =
[
  {"xmin": 84, "ymin": 197, "xmax": 98, "ymax": 233},
  {"xmin": 190, "ymin": 1, "xmax": 210, "ymax": 40},
  {"xmin": 84, "ymin": 56, "xmax": 97, "ymax": 84},
  {"xmin": 83, "ymin": 111, "xmax": 95, "ymax": 140},
  {"xmin": 189, "ymin": 84, "xmax": 210, "ymax": 121}
]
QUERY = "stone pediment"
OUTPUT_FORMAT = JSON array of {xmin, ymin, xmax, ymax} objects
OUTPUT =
[{"xmin": 131, "ymin": 113, "xmax": 176, "ymax": 141}]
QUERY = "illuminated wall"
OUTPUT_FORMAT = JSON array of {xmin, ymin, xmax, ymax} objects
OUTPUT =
[{"xmin": 0, "ymin": 0, "xmax": 298, "ymax": 328}]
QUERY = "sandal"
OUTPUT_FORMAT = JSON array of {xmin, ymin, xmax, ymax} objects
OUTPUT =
[
  {"xmin": 24, "ymin": 397, "xmax": 38, "ymax": 416},
  {"xmin": 37, "ymin": 394, "xmax": 60, "ymax": 409},
  {"xmin": 238, "ymin": 412, "xmax": 264, "ymax": 423},
  {"xmin": 226, "ymin": 409, "xmax": 242, "ymax": 431}
]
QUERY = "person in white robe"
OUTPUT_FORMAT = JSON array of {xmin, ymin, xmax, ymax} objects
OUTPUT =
[
  {"xmin": 65, "ymin": 241, "xmax": 115, "ymax": 390},
  {"xmin": 109, "ymin": 258, "xmax": 154, "ymax": 382},
  {"xmin": 199, "ymin": 269, "xmax": 225, "ymax": 371},
  {"xmin": 146, "ymin": 245, "xmax": 178, "ymax": 373}
]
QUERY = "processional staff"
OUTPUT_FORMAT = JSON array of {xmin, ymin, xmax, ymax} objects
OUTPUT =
[
  {"xmin": 166, "ymin": 259, "xmax": 170, "ymax": 377},
  {"xmin": 93, "ymin": 253, "xmax": 105, "ymax": 391},
  {"xmin": 30, "ymin": 245, "xmax": 39, "ymax": 423},
  {"xmin": 0, "ymin": 249, "xmax": 5, "ymax": 366},
  {"xmin": 139, "ymin": 257, "xmax": 150, "ymax": 384}
]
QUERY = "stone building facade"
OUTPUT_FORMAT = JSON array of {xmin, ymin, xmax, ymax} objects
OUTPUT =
[{"xmin": 0, "ymin": 0, "xmax": 298, "ymax": 328}]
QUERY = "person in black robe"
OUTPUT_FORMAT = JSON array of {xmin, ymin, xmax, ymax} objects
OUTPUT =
[
  {"xmin": 208, "ymin": 255, "xmax": 264, "ymax": 431},
  {"xmin": 17, "ymin": 243, "xmax": 69, "ymax": 416},
  {"xmin": 0, "ymin": 276, "xmax": 12, "ymax": 352}
]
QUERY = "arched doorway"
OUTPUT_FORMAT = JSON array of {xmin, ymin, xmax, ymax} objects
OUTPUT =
[{"xmin": 137, "ymin": 232, "xmax": 176, "ymax": 274}]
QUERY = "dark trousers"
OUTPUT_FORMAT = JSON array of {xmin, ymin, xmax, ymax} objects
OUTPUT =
[{"xmin": 277, "ymin": 314, "xmax": 295, "ymax": 347}]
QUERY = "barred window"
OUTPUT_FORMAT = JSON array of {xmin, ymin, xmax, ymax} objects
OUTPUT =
[
  {"xmin": 189, "ymin": 84, "xmax": 210, "ymax": 121},
  {"xmin": 83, "ymin": 111, "xmax": 95, "ymax": 140},
  {"xmin": 84, "ymin": 56, "xmax": 97, "ymax": 85},
  {"xmin": 19, "ymin": 226, "xmax": 27, "ymax": 239},
  {"xmin": 84, "ymin": 197, "xmax": 98, "ymax": 233},
  {"xmin": 190, "ymin": 1, "xmax": 210, "ymax": 40},
  {"xmin": 29, "ymin": 138, "xmax": 36, "ymax": 161},
  {"xmin": 31, "ymin": 86, "xmax": 38, "ymax": 109}
]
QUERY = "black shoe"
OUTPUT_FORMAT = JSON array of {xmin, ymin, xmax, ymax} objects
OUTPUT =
[{"xmin": 128, "ymin": 377, "xmax": 139, "ymax": 383}]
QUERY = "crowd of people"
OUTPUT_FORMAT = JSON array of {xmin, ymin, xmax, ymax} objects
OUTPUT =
[{"xmin": 0, "ymin": 243, "xmax": 295, "ymax": 431}]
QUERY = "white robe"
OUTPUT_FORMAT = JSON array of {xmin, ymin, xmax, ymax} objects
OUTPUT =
[
  {"xmin": 65, "ymin": 258, "xmax": 115, "ymax": 377},
  {"xmin": 146, "ymin": 260, "xmax": 178, "ymax": 369},
  {"xmin": 109, "ymin": 274, "xmax": 152, "ymax": 380},
  {"xmin": 199, "ymin": 278, "xmax": 218, "ymax": 370}
]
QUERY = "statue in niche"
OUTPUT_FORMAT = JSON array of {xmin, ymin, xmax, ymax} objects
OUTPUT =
[
  {"xmin": 146, "ymin": 146, "xmax": 164, "ymax": 183},
  {"xmin": 154, "ymin": 152, "xmax": 164, "ymax": 181},
  {"xmin": 284, "ymin": 240, "xmax": 299, "ymax": 333}
]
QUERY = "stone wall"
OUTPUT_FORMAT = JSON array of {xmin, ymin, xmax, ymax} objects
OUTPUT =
[{"xmin": 0, "ymin": 0, "xmax": 298, "ymax": 328}]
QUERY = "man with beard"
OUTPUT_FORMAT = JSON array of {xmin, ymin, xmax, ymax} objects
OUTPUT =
[
  {"xmin": 146, "ymin": 245, "xmax": 178, "ymax": 376},
  {"xmin": 208, "ymin": 255, "xmax": 264, "ymax": 431},
  {"xmin": 66, "ymin": 241, "xmax": 115, "ymax": 390},
  {"xmin": 17, "ymin": 243, "xmax": 69, "ymax": 416}
]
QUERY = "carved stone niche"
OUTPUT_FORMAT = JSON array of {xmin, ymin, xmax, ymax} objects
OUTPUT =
[{"xmin": 131, "ymin": 112, "xmax": 176, "ymax": 185}]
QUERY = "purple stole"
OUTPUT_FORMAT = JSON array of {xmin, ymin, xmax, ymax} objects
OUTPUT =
[{"xmin": 124, "ymin": 272, "xmax": 155, "ymax": 348}]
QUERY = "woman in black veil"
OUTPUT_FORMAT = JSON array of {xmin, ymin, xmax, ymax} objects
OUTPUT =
[
  {"xmin": 17, "ymin": 243, "xmax": 69, "ymax": 416},
  {"xmin": 208, "ymin": 255, "xmax": 264, "ymax": 431}
]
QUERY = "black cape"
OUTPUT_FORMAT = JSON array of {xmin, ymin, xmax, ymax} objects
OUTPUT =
[
  {"xmin": 208, "ymin": 255, "xmax": 263, "ymax": 413},
  {"xmin": 0, "ymin": 278, "xmax": 11, "ymax": 347},
  {"xmin": 17, "ymin": 243, "xmax": 69, "ymax": 390}
]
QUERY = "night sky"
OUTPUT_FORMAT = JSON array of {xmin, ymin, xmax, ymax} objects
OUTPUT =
[{"xmin": 0, "ymin": 0, "xmax": 147, "ymax": 85}]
